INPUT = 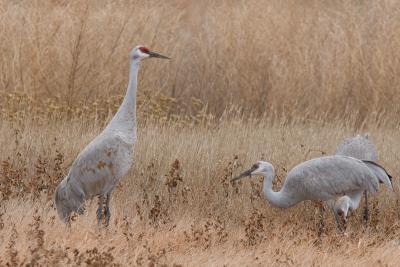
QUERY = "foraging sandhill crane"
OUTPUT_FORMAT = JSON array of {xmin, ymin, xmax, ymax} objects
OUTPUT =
[
  {"xmin": 232, "ymin": 156, "xmax": 393, "ymax": 234},
  {"xmin": 329, "ymin": 134, "xmax": 390, "ymax": 228},
  {"xmin": 54, "ymin": 46, "xmax": 170, "ymax": 225}
]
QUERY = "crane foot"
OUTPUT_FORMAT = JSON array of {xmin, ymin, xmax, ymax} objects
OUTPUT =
[
  {"xmin": 96, "ymin": 206, "xmax": 104, "ymax": 225},
  {"xmin": 363, "ymin": 191, "xmax": 369, "ymax": 228},
  {"xmin": 105, "ymin": 206, "xmax": 111, "ymax": 227}
]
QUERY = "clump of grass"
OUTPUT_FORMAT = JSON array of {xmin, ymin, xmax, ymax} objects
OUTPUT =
[
  {"xmin": 5, "ymin": 224, "xmax": 19, "ymax": 266},
  {"xmin": 184, "ymin": 216, "xmax": 228, "ymax": 249},
  {"xmin": 27, "ymin": 211, "xmax": 46, "ymax": 266},
  {"xmin": 74, "ymin": 247, "xmax": 119, "ymax": 267},
  {"xmin": 242, "ymin": 209, "xmax": 266, "ymax": 246}
]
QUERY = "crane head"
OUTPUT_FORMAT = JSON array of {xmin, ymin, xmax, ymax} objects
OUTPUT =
[
  {"xmin": 334, "ymin": 196, "xmax": 350, "ymax": 223},
  {"xmin": 130, "ymin": 45, "xmax": 170, "ymax": 61},
  {"xmin": 54, "ymin": 181, "xmax": 73, "ymax": 223},
  {"xmin": 232, "ymin": 161, "xmax": 274, "ymax": 181}
]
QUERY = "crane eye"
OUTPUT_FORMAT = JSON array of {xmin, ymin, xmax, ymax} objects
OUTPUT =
[
  {"xmin": 139, "ymin": 47, "xmax": 150, "ymax": 54},
  {"xmin": 252, "ymin": 164, "xmax": 258, "ymax": 170}
]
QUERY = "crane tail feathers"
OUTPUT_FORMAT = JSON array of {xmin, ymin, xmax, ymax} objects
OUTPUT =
[{"xmin": 362, "ymin": 160, "xmax": 393, "ymax": 191}]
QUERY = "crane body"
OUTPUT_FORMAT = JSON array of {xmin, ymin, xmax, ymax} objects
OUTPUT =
[{"xmin": 233, "ymin": 156, "xmax": 393, "ymax": 234}]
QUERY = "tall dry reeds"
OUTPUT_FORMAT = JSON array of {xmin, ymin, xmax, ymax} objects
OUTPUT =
[{"xmin": 1, "ymin": 0, "xmax": 400, "ymax": 125}]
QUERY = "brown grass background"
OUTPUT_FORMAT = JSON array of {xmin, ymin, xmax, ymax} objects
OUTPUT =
[{"xmin": 1, "ymin": 0, "xmax": 400, "ymax": 266}]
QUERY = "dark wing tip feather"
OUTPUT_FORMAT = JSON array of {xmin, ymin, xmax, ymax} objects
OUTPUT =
[
  {"xmin": 388, "ymin": 173, "xmax": 393, "ymax": 183},
  {"xmin": 362, "ymin": 160, "xmax": 393, "ymax": 187}
]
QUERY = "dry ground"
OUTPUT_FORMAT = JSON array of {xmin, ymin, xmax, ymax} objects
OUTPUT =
[
  {"xmin": 1, "ymin": 0, "xmax": 400, "ymax": 266},
  {"xmin": 0, "ymin": 119, "xmax": 399, "ymax": 266}
]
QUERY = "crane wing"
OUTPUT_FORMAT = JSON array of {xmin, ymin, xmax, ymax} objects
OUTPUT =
[
  {"xmin": 66, "ymin": 134, "xmax": 133, "ymax": 198},
  {"xmin": 335, "ymin": 134, "xmax": 378, "ymax": 161},
  {"xmin": 285, "ymin": 156, "xmax": 380, "ymax": 201}
]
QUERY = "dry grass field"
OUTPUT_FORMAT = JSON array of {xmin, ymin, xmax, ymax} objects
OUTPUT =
[{"xmin": 1, "ymin": 0, "xmax": 400, "ymax": 266}]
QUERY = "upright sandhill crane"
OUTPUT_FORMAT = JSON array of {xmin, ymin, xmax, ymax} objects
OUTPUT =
[
  {"xmin": 54, "ymin": 46, "xmax": 169, "ymax": 225},
  {"xmin": 233, "ymin": 156, "xmax": 393, "ymax": 234}
]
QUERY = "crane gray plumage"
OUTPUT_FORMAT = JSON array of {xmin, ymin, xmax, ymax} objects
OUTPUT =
[
  {"xmin": 335, "ymin": 134, "xmax": 378, "ymax": 162},
  {"xmin": 330, "ymin": 134, "xmax": 391, "ymax": 226},
  {"xmin": 54, "ymin": 45, "xmax": 169, "ymax": 225},
  {"xmin": 233, "ymin": 156, "xmax": 393, "ymax": 233}
]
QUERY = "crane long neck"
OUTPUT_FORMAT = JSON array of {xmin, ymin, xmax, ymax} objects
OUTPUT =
[
  {"xmin": 346, "ymin": 191, "xmax": 363, "ymax": 211},
  {"xmin": 262, "ymin": 171, "xmax": 298, "ymax": 209},
  {"xmin": 105, "ymin": 59, "xmax": 140, "ymax": 141}
]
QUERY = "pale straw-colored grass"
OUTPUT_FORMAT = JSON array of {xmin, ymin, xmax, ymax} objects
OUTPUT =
[
  {"xmin": 1, "ymin": 0, "xmax": 400, "ymax": 266},
  {"xmin": 1, "ymin": 118, "xmax": 399, "ymax": 266}
]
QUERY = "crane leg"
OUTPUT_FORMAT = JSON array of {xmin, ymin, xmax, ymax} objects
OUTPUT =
[
  {"xmin": 65, "ymin": 215, "xmax": 72, "ymax": 228},
  {"xmin": 97, "ymin": 195, "xmax": 105, "ymax": 225},
  {"xmin": 317, "ymin": 203, "xmax": 325, "ymax": 239},
  {"xmin": 330, "ymin": 206, "xmax": 344, "ymax": 233},
  {"xmin": 105, "ymin": 192, "xmax": 112, "ymax": 227},
  {"xmin": 363, "ymin": 191, "xmax": 369, "ymax": 227},
  {"xmin": 77, "ymin": 204, "xmax": 86, "ymax": 215}
]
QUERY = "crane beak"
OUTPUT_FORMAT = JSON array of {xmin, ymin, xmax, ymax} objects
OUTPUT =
[
  {"xmin": 231, "ymin": 165, "xmax": 258, "ymax": 182},
  {"xmin": 148, "ymin": 51, "xmax": 170, "ymax": 59}
]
